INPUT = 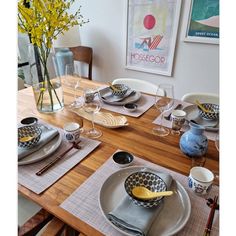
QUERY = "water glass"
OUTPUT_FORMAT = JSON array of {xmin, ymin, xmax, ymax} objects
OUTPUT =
[
  {"xmin": 152, "ymin": 84, "xmax": 174, "ymax": 137},
  {"xmin": 65, "ymin": 64, "xmax": 83, "ymax": 108},
  {"xmin": 83, "ymin": 89, "xmax": 102, "ymax": 139}
]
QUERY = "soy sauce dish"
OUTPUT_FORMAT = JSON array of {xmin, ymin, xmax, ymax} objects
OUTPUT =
[
  {"xmin": 21, "ymin": 117, "xmax": 38, "ymax": 126},
  {"xmin": 112, "ymin": 151, "xmax": 134, "ymax": 168},
  {"xmin": 123, "ymin": 103, "xmax": 138, "ymax": 112}
]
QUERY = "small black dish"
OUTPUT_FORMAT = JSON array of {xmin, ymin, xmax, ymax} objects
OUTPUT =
[
  {"xmin": 112, "ymin": 151, "xmax": 134, "ymax": 167},
  {"xmin": 123, "ymin": 103, "xmax": 138, "ymax": 112},
  {"xmin": 21, "ymin": 117, "xmax": 38, "ymax": 126}
]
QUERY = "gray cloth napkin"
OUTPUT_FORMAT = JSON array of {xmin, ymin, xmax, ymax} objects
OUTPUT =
[
  {"xmin": 107, "ymin": 171, "xmax": 173, "ymax": 236},
  {"xmin": 18, "ymin": 125, "xmax": 59, "ymax": 160}
]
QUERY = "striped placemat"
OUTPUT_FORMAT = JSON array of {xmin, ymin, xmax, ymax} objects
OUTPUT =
[
  {"xmin": 99, "ymin": 93, "xmax": 155, "ymax": 117},
  {"xmin": 18, "ymin": 126, "xmax": 101, "ymax": 194},
  {"xmin": 60, "ymin": 150, "xmax": 219, "ymax": 236}
]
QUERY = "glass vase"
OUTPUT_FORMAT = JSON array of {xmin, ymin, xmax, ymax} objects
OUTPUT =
[{"xmin": 28, "ymin": 44, "xmax": 64, "ymax": 113}]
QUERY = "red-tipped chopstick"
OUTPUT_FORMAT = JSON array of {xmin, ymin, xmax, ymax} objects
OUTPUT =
[{"xmin": 203, "ymin": 195, "xmax": 218, "ymax": 236}]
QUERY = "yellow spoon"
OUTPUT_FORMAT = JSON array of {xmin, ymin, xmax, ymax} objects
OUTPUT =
[
  {"xmin": 132, "ymin": 186, "xmax": 173, "ymax": 200},
  {"xmin": 108, "ymin": 82, "xmax": 121, "ymax": 92},
  {"xmin": 195, "ymin": 100, "xmax": 213, "ymax": 113},
  {"xmin": 19, "ymin": 135, "xmax": 36, "ymax": 142}
]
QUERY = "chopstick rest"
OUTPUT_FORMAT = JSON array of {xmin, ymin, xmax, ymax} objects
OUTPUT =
[{"xmin": 36, "ymin": 141, "xmax": 81, "ymax": 176}]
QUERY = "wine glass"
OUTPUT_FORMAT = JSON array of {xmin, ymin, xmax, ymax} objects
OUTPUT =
[
  {"xmin": 215, "ymin": 133, "xmax": 219, "ymax": 151},
  {"xmin": 83, "ymin": 89, "xmax": 102, "ymax": 139},
  {"xmin": 152, "ymin": 84, "xmax": 174, "ymax": 137},
  {"xmin": 65, "ymin": 63, "xmax": 83, "ymax": 108}
]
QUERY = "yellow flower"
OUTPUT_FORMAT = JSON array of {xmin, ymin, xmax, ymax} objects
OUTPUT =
[{"xmin": 18, "ymin": 0, "xmax": 88, "ymax": 51}]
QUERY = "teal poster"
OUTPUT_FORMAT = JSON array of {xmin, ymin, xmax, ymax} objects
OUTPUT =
[{"xmin": 188, "ymin": 0, "xmax": 219, "ymax": 38}]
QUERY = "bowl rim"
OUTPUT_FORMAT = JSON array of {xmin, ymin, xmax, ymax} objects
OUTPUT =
[
  {"xmin": 18, "ymin": 126, "xmax": 42, "ymax": 144},
  {"xmin": 112, "ymin": 84, "xmax": 129, "ymax": 93},
  {"xmin": 124, "ymin": 171, "xmax": 167, "ymax": 202},
  {"xmin": 112, "ymin": 151, "xmax": 134, "ymax": 165},
  {"xmin": 123, "ymin": 103, "xmax": 138, "ymax": 110},
  {"xmin": 198, "ymin": 103, "xmax": 219, "ymax": 113}
]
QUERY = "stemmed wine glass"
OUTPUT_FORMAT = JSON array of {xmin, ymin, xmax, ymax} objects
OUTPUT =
[
  {"xmin": 83, "ymin": 89, "xmax": 102, "ymax": 139},
  {"xmin": 152, "ymin": 84, "xmax": 174, "ymax": 137},
  {"xmin": 65, "ymin": 63, "xmax": 83, "ymax": 108},
  {"xmin": 215, "ymin": 133, "xmax": 219, "ymax": 151}
]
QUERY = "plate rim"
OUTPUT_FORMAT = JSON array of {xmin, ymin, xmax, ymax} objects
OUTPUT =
[
  {"xmin": 98, "ymin": 166, "xmax": 191, "ymax": 236},
  {"xmin": 18, "ymin": 131, "xmax": 62, "ymax": 165},
  {"xmin": 100, "ymin": 88, "xmax": 142, "ymax": 106},
  {"xmin": 183, "ymin": 104, "xmax": 219, "ymax": 132}
]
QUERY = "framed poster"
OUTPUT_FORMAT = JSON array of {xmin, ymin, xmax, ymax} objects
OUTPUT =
[
  {"xmin": 183, "ymin": 0, "xmax": 219, "ymax": 44},
  {"xmin": 125, "ymin": 0, "xmax": 182, "ymax": 76}
]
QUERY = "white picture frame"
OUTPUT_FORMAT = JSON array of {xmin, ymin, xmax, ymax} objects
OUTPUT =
[
  {"xmin": 125, "ymin": 0, "xmax": 182, "ymax": 77},
  {"xmin": 183, "ymin": 0, "xmax": 219, "ymax": 44}
]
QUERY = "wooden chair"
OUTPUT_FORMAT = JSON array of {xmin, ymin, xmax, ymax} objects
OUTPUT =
[
  {"xmin": 18, "ymin": 195, "xmax": 79, "ymax": 236},
  {"xmin": 18, "ymin": 208, "xmax": 81, "ymax": 236},
  {"xmin": 69, "ymin": 46, "xmax": 93, "ymax": 80}
]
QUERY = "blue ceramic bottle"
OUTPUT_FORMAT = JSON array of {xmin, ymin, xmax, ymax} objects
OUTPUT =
[
  {"xmin": 55, "ymin": 48, "xmax": 73, "ymax": 76},
  {"xmin": 180, "ymin": 123, "xmax": 208, "ymax": 158}
]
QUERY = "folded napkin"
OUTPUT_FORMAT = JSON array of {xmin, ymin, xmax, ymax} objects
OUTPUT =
[
  {"xmin": 18, "ymin": 125, "xmax": 59, "ymax": 161},
  {"xmin": 101, "ymin": 88, "xmax": 135, "ymax": 102},
  {"xmin": 107, "ymin": 171, "xmax": 173, "ymax": 236}
]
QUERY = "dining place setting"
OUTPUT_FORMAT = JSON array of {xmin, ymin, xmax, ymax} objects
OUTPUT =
[
  {"xmin": 71, "ymin": 81, "xmax": 155, "ymax": 117},
  {"xmin": 17, "ymin": 79, "xmax": 219, "ymax": 236},
  {"xmin": 18, "ymin": 116, "xmax": 101, "ymax": 194},
  {"xmin": 152, "ymin": 85, "xmax": 219, "ymax": 142},
  {"xmin": 60, "ymin": 149, "xmax": 219, "ymax": 236},
  {"xmin": 67, "ymin": 81, "xmax": 156, "ymax": 132}
]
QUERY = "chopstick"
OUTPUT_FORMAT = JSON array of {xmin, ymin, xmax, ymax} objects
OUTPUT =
[
  {"xmin": 36, "ymin": 141, "xmax": 81, "ymax": 176},
  {"xmin": 203, "ymin": 195, "xmax": 218, "ymax": 236}
]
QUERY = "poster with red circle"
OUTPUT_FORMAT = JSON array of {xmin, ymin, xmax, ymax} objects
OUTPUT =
[{"xmin": 126, "ymin": 0, "xmax": 182, "ymax": 76}]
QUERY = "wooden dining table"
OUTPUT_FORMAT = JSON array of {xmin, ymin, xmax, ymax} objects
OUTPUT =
[{"xmin": 18, "ymin": 78, "xmax": 219, "ymax": 236}]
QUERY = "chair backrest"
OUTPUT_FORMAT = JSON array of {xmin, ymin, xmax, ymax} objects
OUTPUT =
[
  {"xmin": 69, "ymin": 46, "xmax": 93, "ymax": 80},
  {"xmin": 18, "ymin": 77, "xmax": 25, "ymax": 90},
  {"xmin": 181, "ymin": 92, "xmax": 219, "ymax": 105},
  {"xmin": 112, "ymin": 78, "xmax": 164, "ymax": 95}
]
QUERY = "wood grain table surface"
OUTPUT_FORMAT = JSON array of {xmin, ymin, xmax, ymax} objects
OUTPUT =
[{"xmin": 18, "ymin": 78, "xmax": 219, "ymax": 236}]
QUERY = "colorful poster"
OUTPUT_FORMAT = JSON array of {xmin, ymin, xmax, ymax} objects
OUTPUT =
[
  {"xmin": 188, "ymin": 0, "xmax": 219, "ymax": 39},
  {"xmin": 126, "ymin": 0, "xmax": 182, "ymax": 76}
]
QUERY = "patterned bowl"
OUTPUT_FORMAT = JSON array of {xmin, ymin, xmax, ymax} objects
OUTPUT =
[
  {"xmin": 111, "ymin": 84, "xmax": 129, "ymax": 97},
  {"xmin": 18, "ymin": 125, "xmax": 42, "ymax": 149},
  {"xmin": 198, "ymin": 103, "xmax": 219, "ymax": 120},
  {"xmin": 124, "ymin": 171, "xmax": 167, "ymax": 208}
]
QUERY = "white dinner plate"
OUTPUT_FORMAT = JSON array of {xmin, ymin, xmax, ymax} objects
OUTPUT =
[
  {"xmin": 99, "ymin": 87, "xmax": 142, "ymax": 105},
  {"xmin": 183, "ymin": 105, "xmax": 219, "ymax": 132},
  {"xmin": 18, "ymin": 132, "xmax": 62, "ymax": 166},
  {"xmin": 99, "ymin": 166, "xmax": 191, "ymax": 236}
]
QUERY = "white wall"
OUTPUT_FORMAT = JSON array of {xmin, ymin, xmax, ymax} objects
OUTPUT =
[{"xmin": 77, "ymin": 0, "xmax": 219, "ymax": 99}]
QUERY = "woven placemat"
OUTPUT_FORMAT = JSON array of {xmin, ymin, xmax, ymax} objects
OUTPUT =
[
  {"xmin": 18, "ymin": 126, "xmax": 101, "ymax": 194},
  {"xmin": 60, "ymin": 150, "xmax": 219, "ymax": 236},
  {"xmin": 100, "ymin": 93, "xmax": 154, "ymax": 117}
]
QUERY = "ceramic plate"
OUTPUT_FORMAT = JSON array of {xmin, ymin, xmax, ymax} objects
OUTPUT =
[
  {"xmin": 183, "ymin": 105, "xmax": 219, "ymax": 132},
  {"xmin": 18, "ymin": 132, "xmax": 62, "ymax": 166},
  {"xmin": 71, "ymin": 108, "xmax": 128, "ymax": 128},
  {"xmin": 99, "ymin": 87, "xmax": 141, "ymax": 105},
  {"xmin": 99, "ymin": 166, "xmax": 191, "ymax": 236}
]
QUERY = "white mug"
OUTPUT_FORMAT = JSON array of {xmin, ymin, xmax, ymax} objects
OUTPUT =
[
  {"xmin": 171, "ymin": 110, "xmax": 186, "ymax": 135},
  {"xmin": 63, "ymin": 122, "xmax": 81, "ymax": 143},
  {"xmin": 188, "ymin": 166, "xmax": 214, "ymax": 195}
]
